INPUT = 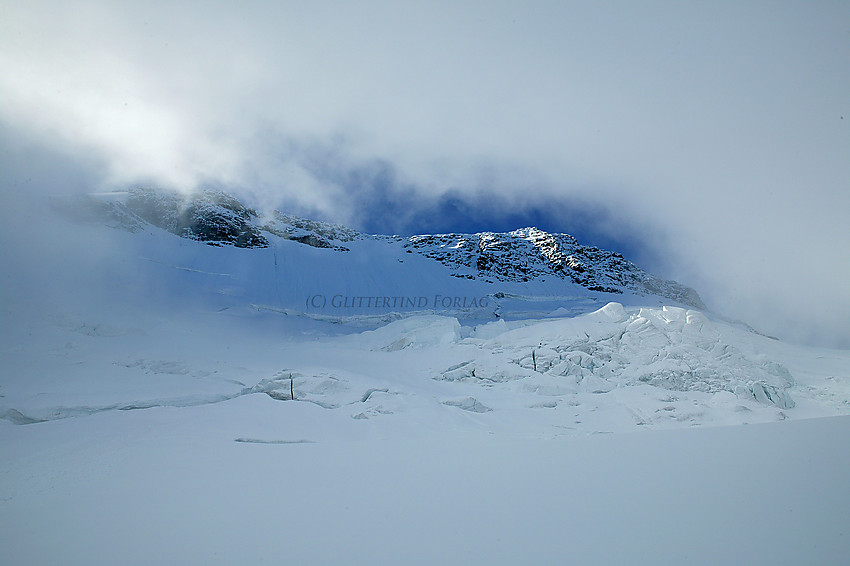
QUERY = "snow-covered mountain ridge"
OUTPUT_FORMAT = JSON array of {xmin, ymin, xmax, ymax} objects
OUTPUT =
[
  {"xmin": 404, "ymin": 228, "xmax": 704, "ymax": 308},
  {"xmin": 74, "ymin": 187, "xmax": 705, "ymax": 310},
  {"xmin": 9, "ymin": 185, "xmax": 834, "ymax": 424},
  {"xmin": 4, "ymin": 185, "xmax": 849, "ymax": 566}
]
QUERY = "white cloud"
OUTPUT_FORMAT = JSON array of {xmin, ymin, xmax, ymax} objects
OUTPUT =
[{"xmin": 1, "ymin": 0, "xmax": 848, "ymax": 346}]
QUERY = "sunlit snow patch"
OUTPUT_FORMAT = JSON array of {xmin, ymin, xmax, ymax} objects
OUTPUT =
[
  {"xmin": 445, "ymin": 303, "xmax": 795, "ymax": 408},
  {"xmin": 353, "ymin": 315, "xmax": 462, "ymax": 351}
]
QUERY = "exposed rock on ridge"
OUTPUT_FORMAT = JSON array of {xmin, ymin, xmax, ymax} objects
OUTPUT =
[
  {"xmin": 79, "ymin": 188, "xmax": 706, "ymax": 309},
  {"xmin": 405, "ymin": 227, "xmax": 706, "ymax": 309},
  {"xmin": 125, "ymin": 188, "xmax": 269, "ymax": 248}
]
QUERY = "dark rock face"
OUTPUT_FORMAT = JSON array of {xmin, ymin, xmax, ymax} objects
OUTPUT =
[
  {"xmin": 81, "ymin": 188, "xmax": 354, "ymax": 251},
  {"xmin": 125, "ymin": 188, "xmax": 269, "ymax": 248},
  {"xmin": 404, "ymin": 227, "xmax": 706, "ymax": 309},
  {"xmin": 71, "ymin": 187, "xmax": 705, "ymax": 309},
  {"xmin": 262, "ymin": 212, "xmax": 357, "ymax": 251}
]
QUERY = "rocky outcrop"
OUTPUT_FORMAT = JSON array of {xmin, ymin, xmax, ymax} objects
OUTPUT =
[
  {"xmin": 75, "ymin": 188, "xmax": 705, "ymax": 309},
  {"xmin": 404, "ymin": 227, "xmax": 706, "ymax": 309},
  {"xmin": 125, "ymin": 188, "xmax": 269, "ymax": 248}
]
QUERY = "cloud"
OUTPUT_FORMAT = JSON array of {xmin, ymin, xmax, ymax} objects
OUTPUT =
[{"xmin": 1, "ymin": 0, "xmax": 849, "ymax": 346}]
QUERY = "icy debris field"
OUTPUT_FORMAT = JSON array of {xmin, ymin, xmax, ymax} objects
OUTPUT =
[
  {"xmin": 441, "ymin": 302, "xmax": 795, "ymax": 410},
  {"xmin": 3, "ymin": 297, "xmax": 850, "ymax": 565},
  {"xmin": 2, "ymin": 204, "xmax": 850, "ymax": 564},
  {"xmin": 3, "ymin": 303, "xmax": 837, "ymax": 434}
]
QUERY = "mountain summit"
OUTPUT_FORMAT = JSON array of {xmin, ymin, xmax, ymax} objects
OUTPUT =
[{"xmin": 73, "ymin": 187, "xmax": 705, "ymax": 313}]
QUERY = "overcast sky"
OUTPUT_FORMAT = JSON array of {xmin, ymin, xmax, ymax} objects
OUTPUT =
[{"xmin": 1, "ymin": 1, "xmax": 848, "ymax": 347}]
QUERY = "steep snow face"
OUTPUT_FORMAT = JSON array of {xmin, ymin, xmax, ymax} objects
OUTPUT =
[{"xmin": 75, "ymin": 188, "xmax": 705, "ymax": 311}]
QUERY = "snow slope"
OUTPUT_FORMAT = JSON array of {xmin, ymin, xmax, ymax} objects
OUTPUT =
[
  {"xmin": 1, "ymin": 191, "xmax": 849, "ymax": 564},
  {"xmin": 53, "ymin": 188, "xmax": 706, "ymax": 319}
]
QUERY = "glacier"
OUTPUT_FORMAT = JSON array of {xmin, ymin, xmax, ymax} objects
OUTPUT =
[{"xmin": 1, "ymin": 188, "xmax": 849, "ymax": 565}]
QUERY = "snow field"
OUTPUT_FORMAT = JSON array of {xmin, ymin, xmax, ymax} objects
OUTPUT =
[{"xmin": 2, "ymin": 199, "xmax": 850, "ymax": 564}]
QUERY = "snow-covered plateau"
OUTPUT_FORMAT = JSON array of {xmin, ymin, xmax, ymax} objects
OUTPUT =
[{"xmin": 1, "ymin": 189, "xmax": 848, "ymax": 565}]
